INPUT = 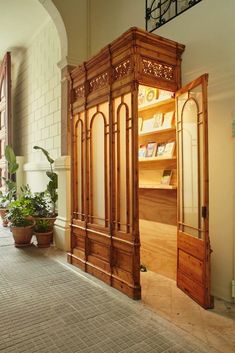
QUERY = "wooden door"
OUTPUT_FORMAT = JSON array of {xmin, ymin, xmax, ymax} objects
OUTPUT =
[
  {"xmin": 70, "ymin": 91, "xmax": 141, "ymax": 299},
  {"xmin": 176, "ymin": 74, "xmax": 213, "ymax": 308},
  {"xmin": 0, "ymin": 52, "xmax": 12, "ymax": 188}
]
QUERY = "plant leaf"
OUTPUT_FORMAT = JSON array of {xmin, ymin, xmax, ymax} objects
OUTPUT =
[
  {"xmin": 33, "ymin": 146, "xmax": 54, "ymax": 164},
  {"xmin": 8, "ymin": 162, "xmax": 19, "ymax": 174},
  {"xmin": 5, "ymin": 145, "xmax": 16, "ymax": 164}
]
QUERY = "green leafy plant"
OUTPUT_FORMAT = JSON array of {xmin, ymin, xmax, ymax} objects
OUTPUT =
[
  {"xmin": 20, "ymin": 185, "xmax": 53, "ymax": 217},
  {"xmin": 7, "ymin": 199, "xmax": 34, "ymax": 227},
  {"xmin": 34, "ymin": 219, "xmax": 52, "ymax": 233},
  {"xmin": 0, "ymin": 145, "xmax": 19, "ymax": 208},
  {"xmin": 0, "ymin": 191, "xmax": 12, "ymax": 208},
  {"xmin": 33, "ymin": 146, "xmax": 58, "ymax": 215}
]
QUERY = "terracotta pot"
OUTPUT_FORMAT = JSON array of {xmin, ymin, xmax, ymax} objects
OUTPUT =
[
  {"xmin": 0, "ymin": 208, "xmax": 8, "ymax": 227},
  {"xmin": 34, "ymin": 216, "xmax": 56, "ymax": 243},
  {"xmin": 11, "ymin": 224, "xmax": 34, "ymax": 248},
  {"xmin": 35, "ymin": 231, "xmax": 53, "ymax": 248}
]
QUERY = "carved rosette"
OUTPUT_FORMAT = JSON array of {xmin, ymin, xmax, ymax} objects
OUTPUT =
[
  {"xmin": 89, "ymin": 72, "xmax": 109, "ymax": 92},
  {"xmin": 113, "ymin": 59, "xmax": 131, "ymax": 81},
  {"xmin": 142, "ymin": 58, "xmax": 174, "ymax": 81}
]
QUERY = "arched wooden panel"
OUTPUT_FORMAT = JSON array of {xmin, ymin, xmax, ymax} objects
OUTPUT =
[
  {"xmin": 89, "ymin": 112, "xmax": 106, "ymax": 226},
  {"xmin": 180, "ymin": 98, "xmax": 199, "ymax": 237},
  {"xmin": 0, "ymin": 52, "xmax": 11, "ymax": 189},
  {"xmin": 73, "ymin": 114, "xmax": 84, "ymax": 221},
  {"xmin": 116, "ymin": 102, "xmax": 129, "ymax": 233}
]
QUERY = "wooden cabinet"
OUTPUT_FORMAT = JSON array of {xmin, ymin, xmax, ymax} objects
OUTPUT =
[{"xmin": 68, "ymin": 27, "xmax": 185, "ymax": 299}]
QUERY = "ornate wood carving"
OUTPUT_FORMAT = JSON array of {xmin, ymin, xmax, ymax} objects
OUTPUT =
[
  {"xmin": 113, "ymin": 59, "xmax": 131, "ymax": 81},
  {"xmin": 142, "ymin": 58, "xmax": 174, "ymax": 81},
  {"xmin": 74, "ymin": 85, "xmax": 85, "ymax": 99},
  {"xmin": 89, "ymin": 72, "xmax": 109, "ymax": 92}
]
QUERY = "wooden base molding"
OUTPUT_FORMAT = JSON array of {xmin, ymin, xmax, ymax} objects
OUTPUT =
[{"xmin": 67, "ymin": 252, "xmax": 141, "ymax": 299}]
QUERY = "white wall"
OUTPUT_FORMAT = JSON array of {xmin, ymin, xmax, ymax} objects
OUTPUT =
[
  {"xmin": 89, "ymin": 0, "xmax": 235, "ymax": 301},
  {"xmin": 12, "ymin": 19, "xmax": 61, "ymax": 191},
  {"xmin": 89, "ymin": 0, "xmax": 144, "ymax": 56}
]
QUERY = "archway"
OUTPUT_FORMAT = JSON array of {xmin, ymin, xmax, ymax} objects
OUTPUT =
[{"xmin": 38, "ymin": 0, "xmax": 68, "ymax": 67}]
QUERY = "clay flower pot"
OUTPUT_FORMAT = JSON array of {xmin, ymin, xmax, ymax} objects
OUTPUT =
[
  {"xmin": 35, "ymin": 230, "xmax": 53, "ymax": 248},
  {"xmin": 11, "ymin": 224, "xmax": 34, "ymax": 247},
  {"xmin": 0, "ymin": 208, "xmax": 8, "ymax": 227},
  {"xmin": 33, "ymin": 216, "xmax": 56, "ymax": 243}
]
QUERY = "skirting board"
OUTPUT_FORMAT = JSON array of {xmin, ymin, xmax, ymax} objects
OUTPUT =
[{"xmin": 67, "ymin": 253, "xmax": 141, "ymax": 300}]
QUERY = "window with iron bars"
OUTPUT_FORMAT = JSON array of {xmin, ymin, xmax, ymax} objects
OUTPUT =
[{"xmin": 146, "ymin": 0, "xmax": 202, "ymax": 32}]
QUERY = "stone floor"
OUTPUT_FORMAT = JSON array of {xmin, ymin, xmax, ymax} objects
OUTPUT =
[
  {"xmin": 141, "ymin": 272, "xmax": 235, "ymax": 353},
  {"xmin": 0, "ymin": 227, "xmax": 231, "ymax": 353}
]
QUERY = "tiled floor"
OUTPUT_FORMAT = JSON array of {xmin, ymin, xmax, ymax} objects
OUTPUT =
[{"xmin": 0, "ymin": 227, "xmax": 233, "ymax": 353}]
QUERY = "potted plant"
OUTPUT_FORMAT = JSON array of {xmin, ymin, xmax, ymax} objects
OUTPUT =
[
  {"xmin": 7, "ymin": 199, "xmax": 34, "ymax": 247},
  {"xmin": 20, "ymin": 185, "xmax": 55, "ymax": 243},
  {"xmin": 0, "ymin": 145, "xmax": 19, "ymax": 227},
  {"xmin": 34, "ymin": 219, "xmax": 53, "ymax": 248}
]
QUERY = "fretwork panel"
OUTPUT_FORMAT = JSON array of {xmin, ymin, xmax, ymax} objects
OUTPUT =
[{"xmin": 73, "ymin": 112, "xmax": 85, "ymax": 221}]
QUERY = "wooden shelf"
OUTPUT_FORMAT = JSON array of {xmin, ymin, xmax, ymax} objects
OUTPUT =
[
  {"xmin": 139, "ymin": 156, "xmax": 176, "ymax": 163},
  {"xmin": 139, "ymin": 184, "xmax": 177, "ymax": 190},
  {"xmin": 139, "ymin": 127, "xmax": 175, "ymax": 137},
  {"xmin": 138, "ymin": 97, "xmax": 174, "ymax": 112}
]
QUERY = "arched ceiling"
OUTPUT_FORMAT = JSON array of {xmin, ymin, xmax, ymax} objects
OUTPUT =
[{"xmin": 0, "ymin": 0, "xmax": 49, "ymax": 59}]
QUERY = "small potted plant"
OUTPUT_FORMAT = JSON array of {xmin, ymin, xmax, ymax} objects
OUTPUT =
[
  {"xmin": 34, "ymin": 219, "xmax": 53, "ymax": 248},
  {"xmin": 0, "ymin": 191, "xmax": 12, "ymax": 226},
  {"xmin": 0, "ymin": 145, "xmax": 19, "ymax": 227},
  {"xmin": 20, "ymin": 185, "xmax": 55, "ymax": 242},
  {"xmin": 7, "ymin": 199, "xmax": 35, "ymax": 247}
]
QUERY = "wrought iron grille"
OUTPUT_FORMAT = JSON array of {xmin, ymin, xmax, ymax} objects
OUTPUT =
[{"xmin": 146, "ymin": 0, "xmax": 202, "ymax": 32}]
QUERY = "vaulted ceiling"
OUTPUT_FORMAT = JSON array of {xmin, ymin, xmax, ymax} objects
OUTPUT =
[{"xmin": 0, "ymin": 0, "xmax": 49, "ymax": 59}]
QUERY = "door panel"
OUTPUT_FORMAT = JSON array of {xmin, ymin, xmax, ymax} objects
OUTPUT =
[
  {"xmin": 0, "ymin": 52, "xmax": 11, "ymax": 189},
  {"xmin": 70, "ymin": 91, "xmax": 141, "ymax": 299},
  {"xmin": 176, "ymin": 74, "xmax": 213, "ymax": 308}
]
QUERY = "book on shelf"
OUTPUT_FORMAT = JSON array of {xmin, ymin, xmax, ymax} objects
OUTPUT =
[
  {"xmin": 141, "ymin": 113, "xmax": 164, "ymax": 133},
  {"xmin": 142, "ymin": 117, "xmax": 155, "ymax": 133},
  {"xmin": 162, "ymin": 111, "xmax": 174, "ymax": 129},
  {"xmin": 138, "ymin": 85, "xmax": 159, "ymax": 107},
  {"xmin": 164, "ymin": 141, "xmax": 175, "ymax": 157},
  {"xmin": 152, "ymin": 113, "xmax": 163, "ymax": 129},
  {"xmin": 156, "ymin": 143, "xmax": 165, "ymax": 157},
  {"xmin": 156, "ymin": 141, "xmax": 175, "ymax": 158},
  {"xmin": 145, "ymin": 142, "xmax": 157, "ymax": 157},
  {"xmin": 161, "ymin": 170, "xmax": 173, "ymax": 185},
  {"xmin": 139, "ymin": 144, "xmax": 147, "ymax": 158}
]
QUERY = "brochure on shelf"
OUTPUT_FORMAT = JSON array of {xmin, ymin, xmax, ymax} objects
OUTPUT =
[
  {"xmin": 161, "ymin": 169, "xmax": 173, "ymax": 185},
  {"xmin": 145, "ymin": 142, "xmax": 157, "ymax": 157}
]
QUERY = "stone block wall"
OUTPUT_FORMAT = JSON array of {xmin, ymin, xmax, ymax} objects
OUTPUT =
[{"xmin": 13, "ymin": 19, "xmax": 61, "ymax": 163}]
